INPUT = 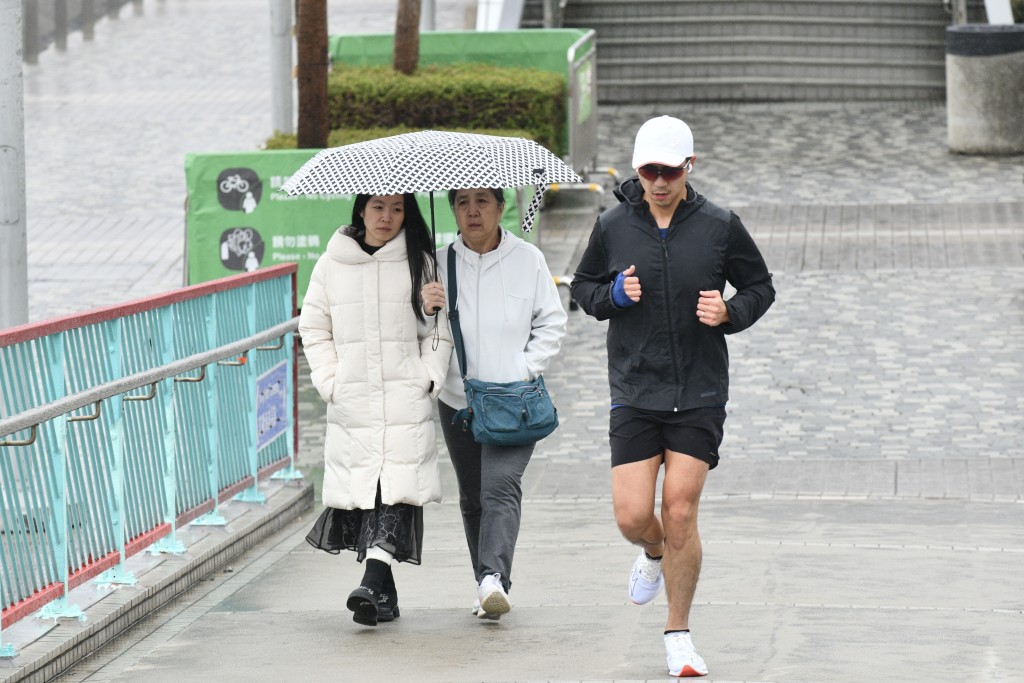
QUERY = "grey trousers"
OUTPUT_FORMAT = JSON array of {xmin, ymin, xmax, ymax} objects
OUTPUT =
[{"xmin": 439, "ymin": 401, "xmax": 535, "ymax": 594}]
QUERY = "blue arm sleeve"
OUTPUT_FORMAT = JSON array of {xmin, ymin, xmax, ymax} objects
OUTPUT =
[{"xmin": 611, "ymin": 272, "xmax": 637, "ymax": 309}]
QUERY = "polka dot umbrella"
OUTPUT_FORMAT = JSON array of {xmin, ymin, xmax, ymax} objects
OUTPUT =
[{"xmin": 280, "ymin": 130, "xmax": 583, "ymax": 236}]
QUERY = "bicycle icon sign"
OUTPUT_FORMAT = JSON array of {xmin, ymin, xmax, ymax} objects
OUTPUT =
[
  {"xmin": 220, "ymin": 174, "xmax": 250, "ymax": 194},
  {"xmin": 216, "ymin": 167, "xmax": 262, "ymax": 212}
]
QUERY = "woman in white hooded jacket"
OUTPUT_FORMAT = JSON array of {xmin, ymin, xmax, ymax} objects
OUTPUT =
[
  {"xmin": 301, "ymin": 193, "xmax": 453, "ymax": 627},
  {"xmin": 421, "ymin": 187, "xmax": 567, "ymax": 620}
]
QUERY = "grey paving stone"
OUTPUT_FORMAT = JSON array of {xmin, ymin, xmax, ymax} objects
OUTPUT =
[{"xmin": 8, "ymin": 3, "xmax": 1024, "ymax": 682}]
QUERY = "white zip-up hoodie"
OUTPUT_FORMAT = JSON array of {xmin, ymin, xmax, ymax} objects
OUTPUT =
[{"xmin": 434, "ymin": 229, "xmax": 567, "ymax": 409}]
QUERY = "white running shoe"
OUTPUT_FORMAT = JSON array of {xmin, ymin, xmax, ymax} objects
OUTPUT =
[
  {"xmin": 471, "ymin": 598, "xmax": 500, "ymax": 620},
  {"xmin": 477, "ymin": 573, "xmax": 511, "ymax": 618},
  {"xmin": 664, "ymin": 631, "xmax": 708, "ymax": 677},
  {"xmin": 628, "ymin": 551, "xmax": 663, "ymax": 605}
]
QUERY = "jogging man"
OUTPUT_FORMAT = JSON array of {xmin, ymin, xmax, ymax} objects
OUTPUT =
[{"xmin": 571, "ymin": 115, "xmax": 775, "ymax": 677}]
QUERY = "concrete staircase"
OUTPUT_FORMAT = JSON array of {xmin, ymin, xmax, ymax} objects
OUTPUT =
[{"xmin": 558, "ymin": 0, "xmax": 979, "ymax": 102}]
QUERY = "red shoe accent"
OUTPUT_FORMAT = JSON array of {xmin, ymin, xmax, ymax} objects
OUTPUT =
[{"xmin": 672, "ymin": 664, "xmax": 707, "ymax": 677}]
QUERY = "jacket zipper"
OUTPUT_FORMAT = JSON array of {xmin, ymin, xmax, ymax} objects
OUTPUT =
[{"xmin": 659, "ymin": 239, "xmax": 683, "ymax": 411}]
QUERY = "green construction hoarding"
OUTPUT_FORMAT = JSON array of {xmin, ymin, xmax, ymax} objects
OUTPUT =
[{"xmin": 184, "ymin": 151, "xmax": 522, "ymax": 308}]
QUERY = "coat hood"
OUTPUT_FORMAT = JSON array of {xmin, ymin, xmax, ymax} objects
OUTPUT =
[
  {"xmin": 324, "ymin": 226, "xmax": 408, "ymax": 264},
  {"xmin": 449, "ymin": 226, "xmax": 522, "ymax": 270}
]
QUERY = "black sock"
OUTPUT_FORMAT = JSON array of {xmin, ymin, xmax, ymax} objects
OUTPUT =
[
  {"xmin": 360, "ymin": 559, "xmax": 389, "ymax": 593},
  {"xmin": 382, "ymin": 565, "xmax": 397, "ymax": 596},
  {"xmin": 645, "ymin": 551, "xmax": 663, "ymax": 561},
  {"xmin": 664, "ymin": 629, "xmax": 690, "ymax": 635}
]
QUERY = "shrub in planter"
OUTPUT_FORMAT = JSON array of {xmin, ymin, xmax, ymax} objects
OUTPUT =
[{"xmin": 326, "ymin": 64, "xmax": 565, "ymax": 154}]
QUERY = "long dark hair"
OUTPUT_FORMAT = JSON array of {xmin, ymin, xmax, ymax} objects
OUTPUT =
[{"xmin": 351, "ymin": 193, "xmax": 433, "ymax": 322}]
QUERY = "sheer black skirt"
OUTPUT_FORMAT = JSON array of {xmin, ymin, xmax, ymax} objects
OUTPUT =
[{"xmin": 305, "ymin": 486, "xmax": 424, "ymax": 565}]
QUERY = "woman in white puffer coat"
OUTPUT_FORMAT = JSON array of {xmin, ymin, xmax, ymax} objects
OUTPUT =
[{"xmin": 300, "ymin": 193, "xmax": 453, "ymax": 627}]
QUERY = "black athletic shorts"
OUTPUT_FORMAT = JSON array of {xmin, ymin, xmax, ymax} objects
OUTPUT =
[{"xmin": 609, "ymin": 405, "xmax": 726, "ymax": 470}]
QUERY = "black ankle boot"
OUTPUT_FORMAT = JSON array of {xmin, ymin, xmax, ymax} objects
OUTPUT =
[
  {"xmin": 347, "ymin": 559, "xmax": 388, "ymax": 626},
  {"xmin": 377, "ymin": 565, "xmax": 400, "ymax": 622}
]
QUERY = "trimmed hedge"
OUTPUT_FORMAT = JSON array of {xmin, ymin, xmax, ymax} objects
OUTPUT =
[
  {"xmin": 325, "ymin": 64, "xmax": 565, "ymax": 154},
  {"xmin": 265, "ymin": 126, "xmax": 539, "ymax": 150}
]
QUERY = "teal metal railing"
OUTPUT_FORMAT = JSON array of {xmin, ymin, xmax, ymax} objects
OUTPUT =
[{"xmin": 0, "ymin": 265, "xmax": 300, "ymax": 656}]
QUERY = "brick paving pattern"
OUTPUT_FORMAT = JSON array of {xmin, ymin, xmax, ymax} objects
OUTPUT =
[{"xmin": 7, "ymin": 2, "xmax": 1024, "ymax": 681}]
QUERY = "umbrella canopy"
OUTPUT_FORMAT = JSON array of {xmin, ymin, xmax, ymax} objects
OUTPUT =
[{"xmin": 280, "ymin": 130, "xmax": 584, "ymax": 233}]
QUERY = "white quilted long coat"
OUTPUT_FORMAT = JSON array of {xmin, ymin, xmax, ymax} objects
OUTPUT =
[{"xmin": 299, "ymin": 227, "xmax": 453, "ymax": 509}]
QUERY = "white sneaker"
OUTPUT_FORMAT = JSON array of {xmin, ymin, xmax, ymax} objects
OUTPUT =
[
  {"xmin": 477, "ymin": 573, "xmax": 511, "ymax": 619},
  {"xmin": 664, "ymin": 631, "xmax": 708, "ymax": 677},
  {"xmin": 471, "ymin": 598, "xmax": 500, "ymax": 621},
  {"xmin": 628, "ymin": 551, "xmax": 663, "ymax": 605}
]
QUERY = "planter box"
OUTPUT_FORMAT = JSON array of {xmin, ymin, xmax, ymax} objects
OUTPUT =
[{"xmin": 946, "ymin": 24, "xmax": 1024, "ymax": 154}]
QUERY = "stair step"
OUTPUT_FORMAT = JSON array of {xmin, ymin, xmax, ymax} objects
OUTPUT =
[
  {"xmin": 597, "ymin": 58, "xmax": 945, "ymax": 84},
  {"xmin": 577, "ymin": 17, "xmax": 946, "ymax": 41},
  {"xmin": 599, "ymin": 78, "xmax": 945, "ymax": 103},
  {"xmin": 567, "ymin": 0, "xmax": 952, "ymax": 21},
  {"xmin": 595, "ymin": 36, "xmax": 945, "ymax": 61}
]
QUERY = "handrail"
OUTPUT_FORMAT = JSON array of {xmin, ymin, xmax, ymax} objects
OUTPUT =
[
  {"xmin": 0, "ymin": 317, "xmax": 299, "ymax": 441},
  {"xmin": 0, "ymin": 264, "xmax": 296, "ymax": 347}
]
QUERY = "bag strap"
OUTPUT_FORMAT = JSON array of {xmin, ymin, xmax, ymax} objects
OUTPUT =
[{"xmin": 447, "ymin": 244, "xmax": 468, "ymax": 379}]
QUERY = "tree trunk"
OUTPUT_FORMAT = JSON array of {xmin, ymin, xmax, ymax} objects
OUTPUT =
[
  {"xmin": 394, "ymin": 0, "xmax": 420, "ymax": 75},
  {"xmin": 296, "ymin": 0, "xmax": 329, "ymax": 148}
]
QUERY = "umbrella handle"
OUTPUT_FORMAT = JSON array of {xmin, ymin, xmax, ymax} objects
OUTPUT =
[{"xmin": 522, "ymin": 168, "xmax": 546, "ymax": 233}]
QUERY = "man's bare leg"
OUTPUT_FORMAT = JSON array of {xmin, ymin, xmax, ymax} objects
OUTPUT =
[
  {"xmin": 611, "ymin": 454, "xmax": 665, "ymax": 556},
  {"xmin": 661, "ymin": 450, "xmax": 709, "ymax": 630}
]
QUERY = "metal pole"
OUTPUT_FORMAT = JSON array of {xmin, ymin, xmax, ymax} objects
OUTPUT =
[
  {"xmin": 270, "ymin": 0, "xmax": 294, "ymax": 134},
  {"xmin": 420, "ymin": 0, "xmax": 435, "ymax": 31},
  {"xmin": 1, "ymin": 0, "xmax": 29, "ymax": 329},
  {"xmin": 951, "ymin": 0, "xmax": 968, "ymax": 24}
]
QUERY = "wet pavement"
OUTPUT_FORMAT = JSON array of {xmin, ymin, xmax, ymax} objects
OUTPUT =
[{"xmin": 3, "ymin": 1, "xmax": 1024, "ymax": 681}]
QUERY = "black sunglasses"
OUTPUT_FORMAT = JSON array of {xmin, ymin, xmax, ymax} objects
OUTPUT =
[{"xmin": 637, "ymin": 160, "xmax": 691, "ymax": 182}]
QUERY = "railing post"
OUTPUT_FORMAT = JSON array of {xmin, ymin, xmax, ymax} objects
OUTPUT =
[
  {"xmin": 191, "ymin": 296, "xmax": 227, "ymax": 525},
  {"xmin": 55, "ymin": 0, "xmax": 69, "ymax": 51},
  {"xmin": 38, "ymin": 334, "xmax": 85, "ymax": 622},
  {"xmin": 95, "ymin": 320, "xmax": 136, "ymax": 586},
  {"xmin": 234, "ymin": 284, "xmax": 265, "ymax": 503},
  {"xmin": 0, "ymin": 559, "xmax": 15, "ymax": 657},
  {"xmin": 951, "ymin": 0, "xmax": 968, "ymax": 24},
  {"xmin": 82, "ymin": 0, "xmax": 96, "ymax": 41},
  {"xmin": 147, "ymin": 308, "xmax": 184, "ymax": 554}
]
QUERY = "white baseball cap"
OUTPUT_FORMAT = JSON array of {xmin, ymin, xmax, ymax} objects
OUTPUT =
[{"xmin": 631, "ymin": 116, "xmax": 694, "ymax": 169}]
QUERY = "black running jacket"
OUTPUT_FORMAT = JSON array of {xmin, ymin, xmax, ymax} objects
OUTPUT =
[{"xmin": 571, "ymin": 178, "xmax": 775, "ymax": 412}]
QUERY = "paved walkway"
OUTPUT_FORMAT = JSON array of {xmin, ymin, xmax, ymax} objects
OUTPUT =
[{"xmin": 4, "ymin": 1, "xmax": 1024, "ymax": 682}]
